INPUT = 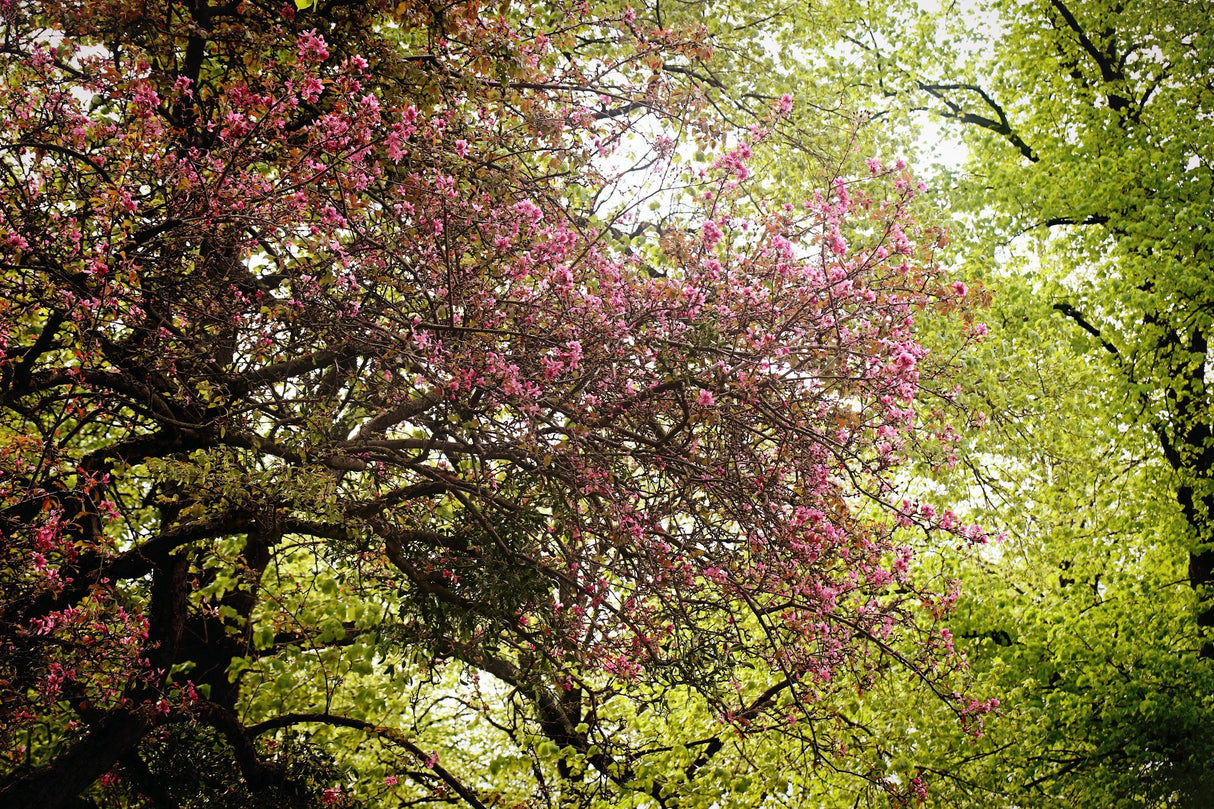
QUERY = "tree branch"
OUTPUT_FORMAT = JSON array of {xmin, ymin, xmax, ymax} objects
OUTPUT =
[
  {"xmin": 1052, "ymin": 302, "xmax": 1120, "ymax": 357},
  {"xmin": 918, "ymin": 81, "xmax": 1038, "ymax": 162},
  {"xmin": 247, "ymin": 712, "xmax": 490, "ymax": 809},
  {"xmin": 1047, "ymin": 0, "xmax": 1131, "ymax": 112}
]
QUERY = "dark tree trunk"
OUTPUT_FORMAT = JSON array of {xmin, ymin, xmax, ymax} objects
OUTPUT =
[{"xmin": 0, "ymin": 708, "xmax": 151, "ymax": 809}]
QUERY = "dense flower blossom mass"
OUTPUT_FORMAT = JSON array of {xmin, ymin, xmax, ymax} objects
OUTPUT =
[{"xmin": 0, "ymin": 0, "xmax": 991, "ymax": 805}]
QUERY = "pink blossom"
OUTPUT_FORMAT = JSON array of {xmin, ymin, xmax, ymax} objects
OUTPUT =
[
  {"xmin": 563, "ymin": 340, "xmax": 583, "ymax": 369},
  {"xmin": 513, "ymin": 199, "xmax": 543, "ymax": 226},
  {"xmin": 131, "ymin": 83, "xmax": 160, "ymax": 114},
  {"xmin": 297, "ymin": 30, "xmax": 330, "ymax": 64},
  {"xmin": 300, "ymin": 76, "xmax": 324, "ymax": 104},
  {"xmin": 828, "ymin": 231, "xmax": 847, "ymax": 257}
]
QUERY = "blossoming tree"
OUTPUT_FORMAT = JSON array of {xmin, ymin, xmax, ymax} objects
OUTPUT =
[{"xmin": 0, "ymin": 0, "xmax": 988, "ymax": 805}]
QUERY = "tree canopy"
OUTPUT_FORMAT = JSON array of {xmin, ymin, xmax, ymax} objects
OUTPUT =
[
  {"xmin": 0, "ymin": 1, "xmax": 988, "ymax": 807},
  {"xmin": 819, "ymin": 0, "xmax": 1214, "ymax": 804},
  {"xmin": 10, "ymin": 0, "xmax": 1211, "ymax": 805}
]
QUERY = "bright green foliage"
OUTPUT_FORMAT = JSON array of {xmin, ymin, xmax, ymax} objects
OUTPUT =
[
  {"xmin": 908, "ymin": 275, "xmax": 1214, "ymax": 806},
  {"xmin": 805, "ymin": 0, "xmax": 1214, "ymax": 804}
]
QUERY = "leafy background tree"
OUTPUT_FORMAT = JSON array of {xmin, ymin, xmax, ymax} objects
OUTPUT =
[{"xmin": 808, "ymin": 0, "xmax": 1214, "ymax": 804}]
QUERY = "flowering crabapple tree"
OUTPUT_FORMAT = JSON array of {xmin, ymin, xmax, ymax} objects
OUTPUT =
[{"xmin": 0, "ymin": 0, "xmax": 993, "ymax": 806}]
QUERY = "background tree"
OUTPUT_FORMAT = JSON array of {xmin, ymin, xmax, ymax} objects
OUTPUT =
[
  {"xmin": 810, "ymin": 0, "xmax": 1214, "ymax": 804},
  {"xmin": 0, "ymin": 1, "xmax": 986, "ymax": 807}
]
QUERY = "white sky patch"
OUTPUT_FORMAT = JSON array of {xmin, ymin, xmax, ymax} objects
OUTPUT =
[{"xmin": 911, "ymin": 110, "xmax": 970, "ymax": 177}]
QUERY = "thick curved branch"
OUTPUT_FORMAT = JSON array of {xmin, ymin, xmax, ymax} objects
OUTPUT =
[
  {"xmin": 0, "ymin": 706, "xmax": 153, "ymax": 809},
  {"xmin": 1052, "ymin": 302, "xmax": 1121, "ymax": 358},
  {"xmin": 918, "ymin": 81, "xmax": 1038, "ymax": 162},
  {"xmin": 224, "ymin": 344, "xmax": 366, "ymax": 396},
  {"xmin": 1046, "ymin": 0, "xmax": 1133, "ymax": 113},
  {"xmin": 6, "ymin": 513, "xmax": 251, "ymax": 625},
  {"xmin": 247, "ymin": 712, "xmax": 490, "ymax": 809},
  {"xmin": 1041, "ymin": 214, "xmax": 1109, "ymax": 228},
  {"xmin": 1047, "ymin": 0, "xmax": 1123, "ymax": 86},
  {"xmin": 194, "ymin": 701, "xmax": 286, "ymax": 789},
  {"xmin": 0, "ymin": 141, "xmax": 114, "ymax": 184}
]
